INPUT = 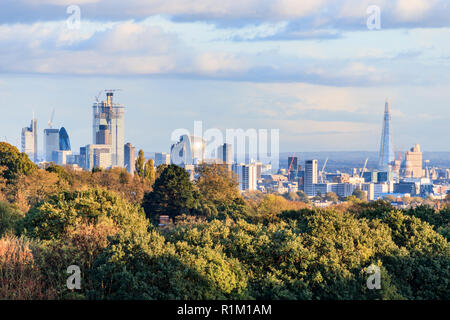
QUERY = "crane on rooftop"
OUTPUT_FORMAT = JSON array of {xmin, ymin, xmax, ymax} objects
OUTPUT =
[
  {"xmin": 48, "ymin": 109, "xmax": 55, "ymax": 128},
  {"xmin": 319, "ymin": 157, "xmax": 328, "ymax": 183}
]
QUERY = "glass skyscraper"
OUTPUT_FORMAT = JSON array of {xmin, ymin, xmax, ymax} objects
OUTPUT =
[
  {"xmin": 378, "ymin": 100, "xmax": 395, "ymax": 171},
  {"xmin": 59, "ymin": 127, "xmax": 71, "ymax": 151}
]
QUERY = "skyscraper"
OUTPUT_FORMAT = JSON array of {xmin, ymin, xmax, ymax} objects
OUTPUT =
[
  {"xmin": 59, "ymin": 127, "xmax": 71, "ymax": 151},
  {"xmin": 217, "ymin": 143, "xmax": 232, "ymax": 164},
  {"xmin": 124, "ymin": 143, "xmax": 136, "ymax": 174},
  {"xmin": 232, "ymin": 163, "xmax": 257, "ymax": 191},
  {"xmin": 93, "ymin": 91, "xmax": 124, "ymax": 167},
  {"xmin": 403, "ymin": 144, "xmax": 423, "ymax": 178},
  {"xmin": 378, "ymin": 99, "xmax": 395, "ymax": 171},
  {"xmin": 21, "ymin": 118, "xmax": 37, "ymax": 162},
  {"xmin": 304, "ymin": 160, "xmax": 318, "ymax": 196},
  {"xmin": 44, "ymin": 128, "xmax": 59, "ymax": 162}
]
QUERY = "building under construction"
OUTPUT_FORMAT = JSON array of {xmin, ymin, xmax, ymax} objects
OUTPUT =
[{"xmin": 92, "ymin": 90, "xmax": 125, "ymax": 167}]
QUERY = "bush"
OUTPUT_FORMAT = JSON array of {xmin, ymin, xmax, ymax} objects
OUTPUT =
[
  {"xmin": 0, "ymin": 201, "xmax": 23, "ymax": 236},
  {"xmin": 21, "ymin": 188, "xmax": 150, "ymax": 240}
]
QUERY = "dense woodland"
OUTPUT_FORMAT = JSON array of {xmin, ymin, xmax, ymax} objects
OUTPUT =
[{"xmin": 0, "ymin": 142, "xmax": 449, "ymax": 300}]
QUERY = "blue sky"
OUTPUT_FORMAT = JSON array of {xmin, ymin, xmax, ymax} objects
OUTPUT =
[{"xmin": 0, "ymin": 0, "xmax": 449, "ymax": 153}]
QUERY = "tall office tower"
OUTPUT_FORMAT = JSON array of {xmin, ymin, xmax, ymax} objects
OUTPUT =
[
  {"xmin": 59, "ymin": 127, "xmax": 71, "ymax": 151},
  {"xmin": 304, "ymin": 160, "xmax": 318, "ymax": 196},
  {"xmin": 378, "ymin": 99, "xmax": 395, "ymax": 171},
  {"xmin": 232, "ymin": 163, "xmax": 257, "ymax": 191},
  {"xmin": 254, "ymin": 161, "xmax": 262, "ymax": 179},
  {"xmin": 403, "ymin": 144, "xmax": 423, "ymax": 178},
  {"xmin": 44, "ymin": 128, "xmax": 60, "ymax": 162},
  {"xmin": 124, "ymin": 143, "xmax": 136, "ymax": 174},
  {"xmin": 170, "ymin": 135, "xmax": 205, "ymax": 166},
  {"xmin": 217, "ymin": 143, "xmax": 233, "ymax": 164},
  {"xmin": 21, "ymin": 118, "xmax": 38, "ymax": 162},
  {"xmin": 93, "ymin": 91, "xmax": 125, "ymax": 167},
  {"xmin": 155, "ymin": 152, "xmax": 171, "ymax": 166},
  {"xmin": 288, "ymin": 156, "xmax": 298, "ymax": 181}
]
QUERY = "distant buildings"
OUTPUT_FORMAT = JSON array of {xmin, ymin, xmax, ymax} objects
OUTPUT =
[
  {"xmin": 170, "ymin": 135, "xmax": 205, "ymax": 166},
  {"xmin": 304, "ymin": 160, "xmax": 318, "ymax": 196},
  {"xmin": 44, "ymin": 128, "xmax": 59, "ymax": 162},
  {"xmin": 287, "ymin": 156, "xmax": 298, "ymax": 181},
  {"xmin": 21, "ymin": 118, "xmax": 38, "ymax": 162},
  {"xmin": 155, "ymin": 152, "xmax": 171, "ymax": 166},
  {"xmin": 92, "ymin": 91, "xmax": 124, "ymax": 167},
  {"xmin": 217, "ymin": 143, "xmax": 232, "ymax": 164},
  {"xmin": 81, "ymin": 144, "xmax": 112, "ymax": 170},
  {"xmin": 378, "ymin": 100, "xmax": 395, "ymax": 171},
  {"xmin": 233, "ymin": 163, "xmax": 257, "ymax": 191},
  {"xmin": 124, "ymin": 142, "xmax": 136, "ymax": 174},
  {"xmin": 402, "ymin": 144, "xmax": 423, "ymax": 178}
]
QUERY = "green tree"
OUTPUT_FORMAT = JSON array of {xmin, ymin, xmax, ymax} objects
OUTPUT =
[
  {"xmin": 0, "ymin": 201, "xmax": 23, "ymax": 236},
  {"xmin": 142, "ymin": 165, "xmax": 200, "ymax": 222},
  {"xmin": 144, "ymin": 158, "xmax": 155, "ymax": 184},
  {"xmin": 21, "ymin": 188, "xmax": 149, "ymax": 240},
  {"xmin": 135, "ymin": 149, "xmax": 145, "ymax": 178},
  {"xmin": 352, "ymin": 188, "xmax": 367, "ymax": 201},
  {"xmin": 0, "ymin": 142, "xmax": 36, "ymax": 181}
]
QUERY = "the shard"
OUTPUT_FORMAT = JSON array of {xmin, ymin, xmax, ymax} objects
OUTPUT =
[{"xmin": 378, "ymin": 99, "xmax": 395, "ymax": 171}]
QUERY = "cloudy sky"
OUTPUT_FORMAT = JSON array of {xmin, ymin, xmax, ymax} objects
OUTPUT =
[{"xmin": 0, "ymin": 0, "xmax": 449, "ymax": 154}]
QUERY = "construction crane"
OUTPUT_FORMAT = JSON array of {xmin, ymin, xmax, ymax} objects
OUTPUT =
[
  {"xmin": 360, "ymin": 158, "xmax": 369, "ymax": 178},
  {"xmin": 319, "ymin": 157, "xmax": 328, "ymax": 183},
  {"xmin": 288, "ymin": 155, "xmax": 296, "ymax": 173},
  {"xmin": 48, "ymin": 109, "xmax": 55, "ymax": 128},
  {"xmin": 104, "ymin": 89, "xmax": 122, "ymax": 94}
]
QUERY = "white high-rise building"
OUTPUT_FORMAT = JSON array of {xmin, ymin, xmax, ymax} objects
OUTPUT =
[
  {"xmin": 304, "ymin": 160, "xmax": 318, "ymax": 196},
  {"xmin": 233, "ymin": 163, "xmax": 257, "ymax": 191},
  {"xmin": 92, "ymin": 91, "xmax": 124, "ymax": 167},
  {"xmin": 21, "ymin": 118, "xmax": 37, "ymax": 162}
]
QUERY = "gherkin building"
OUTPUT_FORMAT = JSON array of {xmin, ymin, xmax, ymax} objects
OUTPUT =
[{"xmin": 59, "ymin": 127, "xmax": 71, "ymax": 151}]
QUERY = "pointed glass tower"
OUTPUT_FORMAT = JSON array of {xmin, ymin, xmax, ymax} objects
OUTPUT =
[{"xmin": 378, "ymin": 99, "xmax": 395, "ymax": 171}]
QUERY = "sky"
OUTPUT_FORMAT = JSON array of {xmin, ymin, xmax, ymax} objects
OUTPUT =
[{"xmin": 0, "ymin": 0, "xmax": 449, "ymax": 154}]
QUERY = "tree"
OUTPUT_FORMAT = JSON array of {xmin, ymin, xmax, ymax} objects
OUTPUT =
[
  {"xmin": 297, "ymin": 190, "xmax": 311, "ymax": 204},
  {"xmin": 135, "ymin": 149, "xmax": 145, "ymax": 178},
  {"xmin": 0, "ymin": 142, "xmax": 36, "ymax": 181},
  {"xmin": 21, "ymin": 188, "xmax": 149, "ymax": 240},
  {"xmin": 352, "ymin": 188, "xmax": 367, "ymax": 201},
  {"xmin": 142, "ymin": 165, "xmax": 200, "ymax": 222},
  {"xmin": 194, "ymin": 163, "xmax": 247, "ymax": 218},
  {"xmin": 325, "ymin": 192, "xmax": 339, "ymax": 203},
  {"xmin": 0, "ymin": 201, "xmax": 23, "ymax": 236},
  {"xmin": 144, "ymin": 158, "xmax": 155, "ymax": 184}
]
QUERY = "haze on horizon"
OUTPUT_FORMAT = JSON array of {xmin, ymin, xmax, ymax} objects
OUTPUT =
[{"xmin": 0, "ymin": 0, "xmax": 449, "ymax": 154}]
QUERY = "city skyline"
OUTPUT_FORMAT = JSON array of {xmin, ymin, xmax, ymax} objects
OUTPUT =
[{"xmin": 0, "ymin": 1, "xmax": 449, "ymax": 153}]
